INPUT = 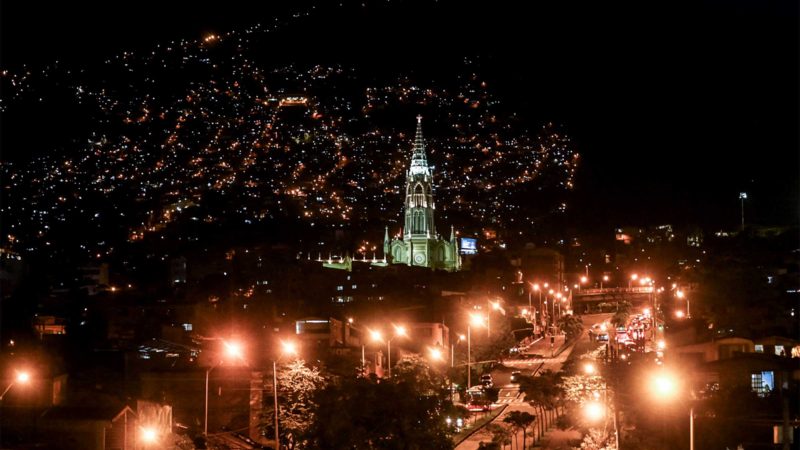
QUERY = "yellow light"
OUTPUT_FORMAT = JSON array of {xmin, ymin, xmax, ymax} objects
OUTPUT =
[
  {"xmin": 281, "ymin": 341, "xmax": 298, "ymax": 356},
  {"xmin": 676, "ymin": 290, "xmax": 685, "ymax": 299},
  {"xmin": 631, "ymin": 274, "xmax": 638, "ymax": 281},
  {"xmin": 657, "ymin": 340, "xmax": 666, "ymax": 350},
  {"xmin": 603, "ymin": 275, "xmax": 609, "ymax": 281},
  {"xmin": 224, "ymin": 341, "xmax": 243, "ymax": 359},
  {"xmin": 458, "ymin": 334, "xmax": 466, "ymax": 342},
  {"xmin": 16, "ymin": 371, "xmax": 30, "ymax": 384},
  {"xmin": 584, "ymin": 401, "xmax": 605, "ymax": 421},
  {"xmin": 653, "ymin": 374, "xmax": 677, "ymax": 398},
  {"xmin": 348, "ymin": 317, "xmax": 354, "ymax": 324},
  {"xmin": 394, "ymin": 325, "xmax": 407, "ymax": 337},
  {"xmin": 543, "ymin": 283, "xmax": 549, "ymax": 288},
  {"xmin": 370, "ymin": 330, "xmax": 383, "ymax": 342},
  {"xmin": 580, "ymin": 276, "xmax": 587, "ymax": 284},
  {"xmin": 140, "ymin": 427, "xmax": 158, "ymax": 444},
  {"xmin": 469, "ymin": 313, "xmax": 485, "ymax": 328},
  {"xmin": 491, "ymin": 301, "xmax": 501, "ymax": 311},
  {"xmin": 583, "ymin": 363, "xmax": 595, "ymax": 375},
  {"xmin": 532, "ymin": 284, "xmax": 540, "ymax": 291},
  {"xmin": 429, "ymin": 347, "xmax": 443, "ymax": 361},
  {"xmin": 675, "ymin": 310, "xmax": 685, "ymax": 318}
]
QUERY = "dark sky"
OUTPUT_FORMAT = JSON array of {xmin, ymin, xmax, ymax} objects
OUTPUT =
[{"xmin": 2, "ymin": 0, "xmax": 798, "ymax": 228}]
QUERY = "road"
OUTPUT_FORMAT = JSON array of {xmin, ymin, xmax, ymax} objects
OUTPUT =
[{"xmin": 455, "ymin": 314, "xmax": 611, "ymax": 450}]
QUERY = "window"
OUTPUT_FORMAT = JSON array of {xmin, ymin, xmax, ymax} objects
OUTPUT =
[
  {"xmin": 751, "ymin": 371, "xmax": 774, "ymax": 396},
  {"xmin": 755, "ymin": 345, "xmax": 764, "ymax": 353},
  {"xmin": 182, "ymin": 323, "xmax": 192, "ymax": 331},
  {"xmin": 775, "ymin": 345, "xmax": 785, "ymax": 356},
  {"xmin": 336, "ymin": 285, "xmax": 344, "ymax": 291}
]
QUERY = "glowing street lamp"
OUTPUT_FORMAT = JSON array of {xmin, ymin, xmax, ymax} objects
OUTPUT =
[
  {"xmin": 583, "ymin": 362, "xmax": 596, "ymax": 375},
  {"xmin": 676, "ymin": 290, "xmax": 690, "ymax": 318},
  {"xmin": 372, "ymin": 325, "xmax": 407, "ymax": 378},
  {"xmin": 650, "ymin": 371, "xmax": 694, "ymax": 450},
  {"xmin": 140, "ymin": 426, "xmax": 158, "ymax": 447},
  {"xmin": 429, "ymin": 347, "xmax": 444, "ymax": 362},
  {"xmin": 601, "ymin": 275, "xmax": 609, "ymax": 290},
  {"xmin": 584, "ymin": 401, "xmax": 605, "ymax": 421},
  {"xmin": 1, "ymin": 370, "xmax": 32, "ymax": 401},
  {"xmin": 205, "ymin": 339, "xmax": 245, "ymax": 436},
  {"xmin": 466, "ymin": 313, "xmax": 485, "ymax": 388},
  {"xmin": 675, "ymin": 310, "xmax": 685, "ymax": 319}
]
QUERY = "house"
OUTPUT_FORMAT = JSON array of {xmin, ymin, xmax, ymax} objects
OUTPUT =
[{"xmin": 38, "ymin": 404, "xmax": 137, "ymax": 450}]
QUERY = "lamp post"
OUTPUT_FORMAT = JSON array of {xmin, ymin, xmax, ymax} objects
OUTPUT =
[
  {"xmin": 739, "ymin": 192, "xmax": 747, "ymax": 231},
  {"xmin": 372, "ymin": 325, "xmax": 407, "ymax": 378},
  {"xmin": 677, "ymin": 290, "xmax": 690, "ymax": 318},
  {"xmin": 0, "ymin": 370, "xmax": 31, "ymax": 401},
  {"xmin": 205, "ymin": 340, "xmax": 243, "ymax": 436},
  {"xmin": 467, "ymin": 313, "xmax": 485, "ymax": 388},
  {"xmin": 601, "ymin": 275, "xmax": 609, "ymax": 290},
  {"xmin": 582, "ymin": 363, "xmax": 619, "ymax": 449},
  {"xmin": 273, "ymin": 340, "xmax": 298, "ymax": 450},
  {"xmin": 651, "ymin": 371, "xmax": 694, "ymax": 450}
]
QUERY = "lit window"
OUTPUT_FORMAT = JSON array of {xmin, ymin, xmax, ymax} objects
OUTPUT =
[
  {"xmin": 182, "ymin": 323, "xmax": 192, "ymax": 331},
  {"xmin": 775, "ymin": 345, "xmax": 785, "ymax": 356},
  {"xmin": 754, "ymin": 345, "xmax": 764, "ymax": 353},
  {"xmin": 751, "ymin": 371, "xmax": 774, "ymax": 396}
]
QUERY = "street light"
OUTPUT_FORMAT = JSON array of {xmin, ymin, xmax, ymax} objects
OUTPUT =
[
  {"xmin": 739, "ymin": 192, "xmax": 747, "ymax": 230},
  {"xmin": 429, "ymin": 347, "xmax": 444, "ymax": 362},
  {"xmin": 467, "ymin": 313, "xmax": 485, "ymax": 388},
  {"xmin": 205, "ymin": 339, "xmax": 244, "ymax": 436},
  {"xmin": 372, "ymin": 325, "xmax": 407, "ymax": 378},
  {"xmin": 532, "ymin": 283, "xmax": 543, "ymax": 332},
  {"xmin": 676, "ymin": 290, "xmax": 690, "ymax": 318},
  {"xmin": 0, "ymin": 370, "xmax": 32, "ymax": 401},
  {"xmin": 629, "ymin": 273, "xmax": 638, "ymax": 289},
  {"xmin": 601, "ymin": 275, "xmax": 609, "ymax": 290},
  {"xmin": 140, "ymin": 426, "xmax": 158, "ymax": 448},
  {"xmin": 650, "ymin": 371, "xmax": 693, "ymax": 450},
  {"xmin": 273, "ymin": 340, "xmax": 299, "ymax": 449}
]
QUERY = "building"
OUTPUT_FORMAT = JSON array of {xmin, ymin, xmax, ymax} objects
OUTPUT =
[{"xmin": 383, "ymin": 117, "xmax": 460, "ymax": 271}]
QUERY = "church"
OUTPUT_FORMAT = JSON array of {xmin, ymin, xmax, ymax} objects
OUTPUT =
[{"xmin": 382, "ymin": 116, "xmax": 461, "ymax": 272}]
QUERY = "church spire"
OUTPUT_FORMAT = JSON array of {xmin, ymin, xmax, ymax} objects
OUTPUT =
[{"xmin": 409, "ymin": 115, "xmax": 430, "ymax": 177}]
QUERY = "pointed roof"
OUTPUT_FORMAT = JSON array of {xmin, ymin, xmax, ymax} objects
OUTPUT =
[{"xmin": 409, "ymin": 115, "xmax": 430, "ymax": 176}]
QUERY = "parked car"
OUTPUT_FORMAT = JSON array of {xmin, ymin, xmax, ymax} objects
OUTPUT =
[
  {"xmin": 510, "ymin": 370, "xmax": 522, "ymax": 384},
  {"xmin": 480, "ymin": 374, "xmax": 494, "ymax": 388}
]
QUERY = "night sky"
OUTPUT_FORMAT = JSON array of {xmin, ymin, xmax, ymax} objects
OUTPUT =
[{"xmin": 2, "ymin": 0, "xmax": 797, "ymax": 229}]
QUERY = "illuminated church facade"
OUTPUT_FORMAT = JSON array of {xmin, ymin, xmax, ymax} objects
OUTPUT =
[{"xmin": 383, "ymin": 116, "xmax": 461, "ymax": 271}]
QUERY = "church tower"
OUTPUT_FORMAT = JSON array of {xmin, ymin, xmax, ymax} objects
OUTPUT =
[
  {"xmin": 404, "ymin": 115, "xmax": 436, "ymax": 239},
  {"xmin": 382, "ymin": 116, "xmax": 461, "ymax": 271}
]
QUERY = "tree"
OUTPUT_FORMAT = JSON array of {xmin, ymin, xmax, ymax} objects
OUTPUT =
[
  {"xmin": 503, "ymin": 411, "xmax": 536, "ymax": 449},
  {"xmin": 262, "ymin": 359, "xmax": 326, "ymax": 450},
  {"xmin": 558, "ymin": 314, "xmax": 584, "ymax": 341},
  {"xmin": 483, "ymin": 423, "xmax": 512, "ymax": 450},
  {"xmin": 308, "ymin": 376, "xmax": 453, "ymax": 449},
  {"xmin": 392, "ymin": 354, "xmax": 445, "ymax": 396}
]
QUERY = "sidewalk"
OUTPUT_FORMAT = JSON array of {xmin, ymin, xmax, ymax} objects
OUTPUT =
[{"xmin": 535, "ymin": 428, "xmax": 582, "ymax": 449}]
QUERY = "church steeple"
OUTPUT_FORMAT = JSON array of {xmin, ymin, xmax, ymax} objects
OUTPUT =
[
  {"xmin": 404, "ymin": 116, "xmax": 436, "ymax": 239},
  {"xmin": 408, "ymin": 115, "xmax": 431, "ymax": 177}
]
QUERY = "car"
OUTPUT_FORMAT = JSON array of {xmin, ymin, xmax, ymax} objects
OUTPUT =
[
  {"xmin": 510, "ymin": 370, "xmax": 522, "ymax": 384},
  {"xmin": 597, "ymin": 332, "xmax": 609, "ymax": 342},
  {"xmin": 480, "ymin": 374, "xmax": 494, "ymax": 388}
]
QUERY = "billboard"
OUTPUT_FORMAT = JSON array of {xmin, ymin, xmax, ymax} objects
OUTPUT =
[{"xmin": 460, "ymin": 238, "xmax": 477, "ymax": 255}]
